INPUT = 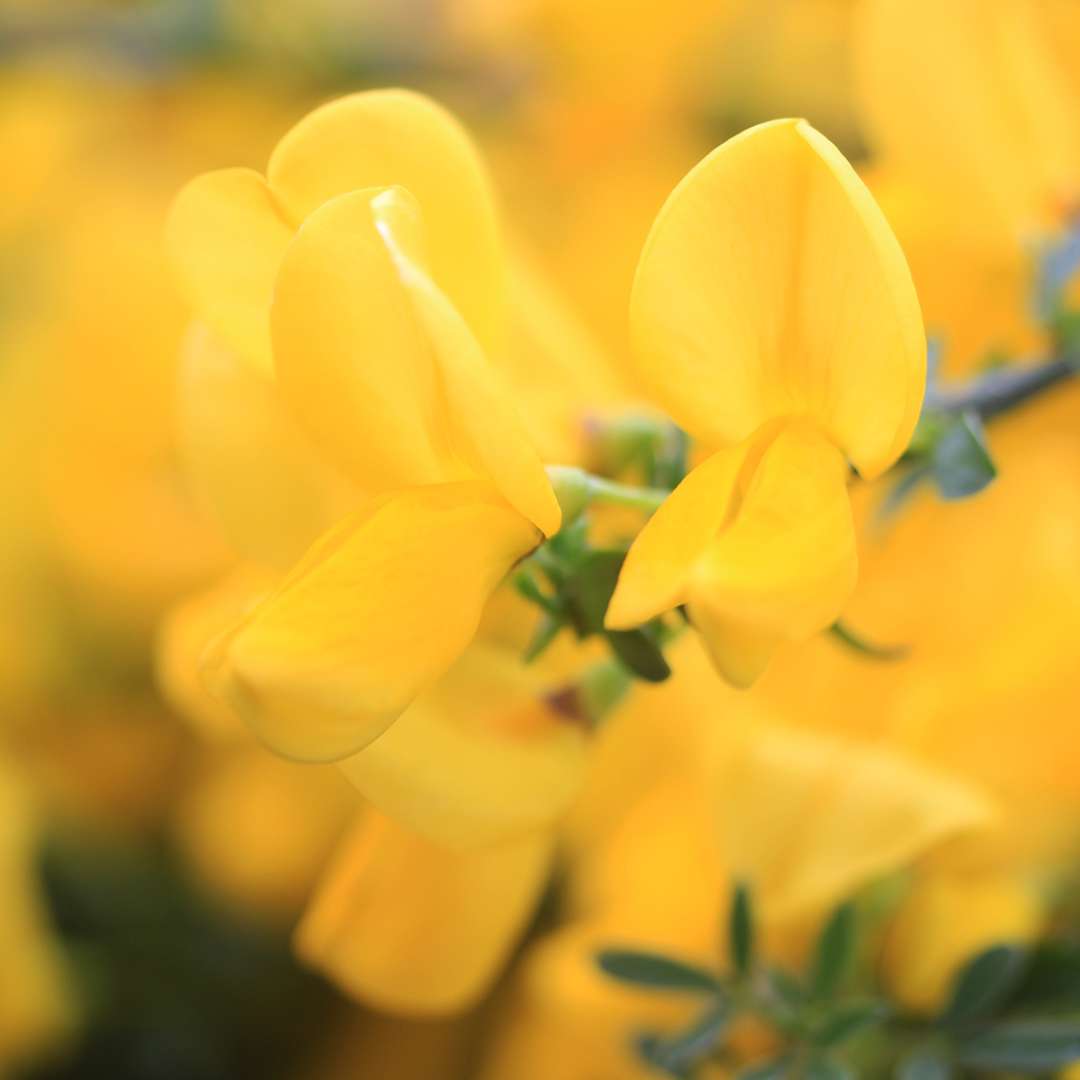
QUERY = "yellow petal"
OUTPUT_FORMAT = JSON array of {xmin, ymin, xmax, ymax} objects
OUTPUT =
[
  {"xmin": 372, "ymin": 191, "xmax": 561, "ymax": 535},
  {"xmin": 267, "ymin": 88, "xmax": 503, "ymax": 353},
  {"xmin": 165, "ymin": 168, "xmax": 292, "ymax": 375},
  {"xmin": 177, "ymin": 324, "xmax": 351, "ymax": 569},
  {"xmin": 688, "ymin": 422, "xmax": 857, "ymax": 686},
  {"xmin": 339, "ymin": 642, "xmax": 588, "ymax": 847},
  {"xmin": 631, "ymin": 119, "xmax": 925, "ymax": 478},
  {"xmin": 716, "ymin": 724, "xmax": 997, "ymax": 924},
  {"xmin": 604, "ymin": 443, "xmax": 748, "ymax": 630},
  {"xmin": 882, "ymin": 870, "xmax": 1043, "ymax": 1014},
  {"xmin": 296, "ymin": 812, "xmax": 553, "ymax": 1014},
  {"xmin": 206, "ymin": 482, "xmax": 541, "ymax": 764},
  {"xmin": 156, "ymin": 567, "xmax": 272, "ymax": 742},
  {"xmin": 856, "ymin": 0, "xmax": 1080, "ymax": 242},
  {"xmin": 270, "ymin": 188, "xmax": 457, "ymax": 491},
  {"xmin": 502, "ymin": 251, "xmax": 629, "ymax": 465}
]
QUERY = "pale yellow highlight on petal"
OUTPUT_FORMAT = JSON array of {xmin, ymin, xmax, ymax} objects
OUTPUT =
[
  {"xmin": 177, "ymin": 324, "xmax": 351, "ymax": 570},
  {"xmin": 340, "ymin": 643, "xmax": 588, "ymax": 847},
  {"xmin": 165, "ymin": 168, "xmax": 292, "ymax": 375},
  {"xmin": 296, "ymin": 812, "xmax": 553, "ymax": 1014},
  {"xmin": 156, "ymin": 568, "xmax": 272, "ymax": 743},
  {"xmin": 604, "ymin": 443, "xmax": 748, "ymax": 630},
  {"xmin": 631, "ymin": 118, "xmax": 924, "ymax": 477},
  {"xmin": 716, "ymin": 724, "xmax": 997, "ymax": 925},
  {"xmin": 687, "ymin": 422, "xmax": 856, "ymax": 687},
  {"xmin": 206, "ymin": 482, "xmax": 541, "ymax": 765},
  {"xmin": 856, "ymin": 0, "xmax": 1080, "ymax": 243},
  {"xmin": 270, "ymin": 188, "xmax": 456, "ymax": 492},
  {"xmin": 372, "ymin": 191, "xmax": 561, "ymax": 535},
  {"xmin": 267, "ymin": 88, "xmax": 503, "ymax": 353}
]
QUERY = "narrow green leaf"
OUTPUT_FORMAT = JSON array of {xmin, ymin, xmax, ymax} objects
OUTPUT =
[
  {"xmin": 513, "ymin": 570, "xmax": 562, "ymax": 616},
  {"xmin": 956, "ymin": 1019, "xmax": 1080, "ymax": 1072},
  {"xmin": 596, "ymin": 949, "xmax": 722, "ymax": 995},
  {"xmin": 638, "ymin": 1002, "xmax": 731, "ymax": 1075},
  {"xmin": 940, "ymin": 945, "xmax": 1028, "ymax": 1027},
  {"xmin": 730, "ymin": 882, "xmax": 755, "ymax": 978},
  {"xmin": 810, "ymin": 903, "xmax": 857, "ymax": 1000},
  {"xmin": 605, "ymin": 628, "xmax": 671, "ymax": 683},
  {"xmin": 1012, "ymin": 940, "xmax": 1080, "ymax": 1008},
  {"xmin": 765, "ymin": 968, "xmax": 807, "ymax": 1012},
  {"xmin": 816, "ymin": 1000, "xmax": 889, "ymax": 1047},
  {"xmin": 931, "ymin": 410, "xmax": 996, "ymax": 500},
  {"xmin": 523, "ymin": 614, "xmax": 563, "ymax": 663},
  {"xmin": 896, "ymin": 1047, "xmax": 953, "ymax": 1080}
]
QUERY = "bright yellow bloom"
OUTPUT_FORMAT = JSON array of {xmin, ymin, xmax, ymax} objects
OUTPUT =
[
  {"xmin": 166, "ymin": 91, "xmax": 581, "ymax": 819},
  {"xmin": 297, "ymin": 810, "xmax": 553, "ymax": 1014},
  {"xmin": 607, "ymin": 119, "xmax": 925, "ymax": 686}
]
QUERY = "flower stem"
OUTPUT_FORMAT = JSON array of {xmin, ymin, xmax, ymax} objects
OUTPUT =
[
  {"xmin": 545, "ymin": 464, "xmax": 669, "ymax": 520},
  {"xmin": 925, "ymin": 354, "xmax": 1079, "ymax": 422}
]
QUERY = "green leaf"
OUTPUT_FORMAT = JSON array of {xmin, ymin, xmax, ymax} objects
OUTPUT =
[
  {"xmin": 638, "ymin": 1002, "xmax": 731, "ymax": 1076},
  {"xmin": 896, "ymin": 1047, "xmax": 953, "ymax": 1080},
  {"xmin": 1010, "ymin": 940, "xmax": 1080, "ymax": 1009},
  {"xmin": 730, "ymin": 882, "xmax": 755, "ymax": 979},
  {"xmin": 931, "ymin": 410, "xmax": 996, "ymax": 500},
  {"xmin": 956, "ymin": 1019, "xmax": 1080, "ymax": 1072},
  {"xmin": 940, "ymin": 945, "xmax": 1028, "ymax": 1027},
  {"xmin": 816, "ymin": 1001, "xmax": 889, "ymax": 1047},
  {"xmin": 523, "ymin": 613, "xmax": 563, "ymax": 663},
  {"xmin": 765, "ymin": 968, "xmax": 807, "ymax": 1012},
  {"xmin": 810, "ymin": 903, "xmax": 857, "ymax": 1000},
  {"xmin": 605, "ymin": 628, "xmax": 671, "ymax": 683},
  {"xmin": 596, "ymin": 949, "xmax": 722, "ymax": 995}
]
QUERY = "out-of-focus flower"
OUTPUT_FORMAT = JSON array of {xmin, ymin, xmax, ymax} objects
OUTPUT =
[
  {"xmin": 0, "ymin": 756, "xmax": 73, "ymax": 1071},
  {"xmin": 857, "ymin": 0, "xmax": 1080, "ymax": 247},
  {"xmin": 166, "ymin": 89, "xmax": 598, "ymax": 844},
  {"xmin": 710, "ymin": 0, "xmax": 861, "ymax": 148},
  {"xmin": 606, "ymin": 119, "xmax": 925, "ymax": 686},
  {"xmin": 882, "ymin": 867, "xmax": 1043, "ymax": 1014},
  {"xmin": 855, "ymin": 0, "xmax": 1080, "ymax": 371},
  {"xmin": 755, "ymin": 386, "xmax": 1080, "ymax": 808},
  {"xmin": 296, "ymin": 810, "xmax": 552, "ymax": 1013},
  {"xmin": 477, "ymin": 638, "xmax": 992, "ymax": 1079}
]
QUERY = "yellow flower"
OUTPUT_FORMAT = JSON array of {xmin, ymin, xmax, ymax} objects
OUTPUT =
[
  {"xmin": 606, "ymin": 119, "xmax": 925, "ymax": 686},
  {"xmin": 882, "ymin": 868, "xmax": 1044, "ymax": 1015},
  {"xmin": 854, "ymin": 0, "xmax": 1080, "ymax": 372},
  {"xmin": 477, "ymin": 641, "xmax": 992, "ymax": 1078},
  {"xmin": 166, "ymin": 91, "xmax": 582, "ymax": 826},
  {"xmin": 0, "ymin": 758, "xmax": 73, "ymax": 1071},
  {"xmin": 296, "ymin": 810, "xmax": 553, "ymax": 1014},
  {"xmin": 856, "ymin": 0, "xmax": 1080, "ymax": 249}
]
